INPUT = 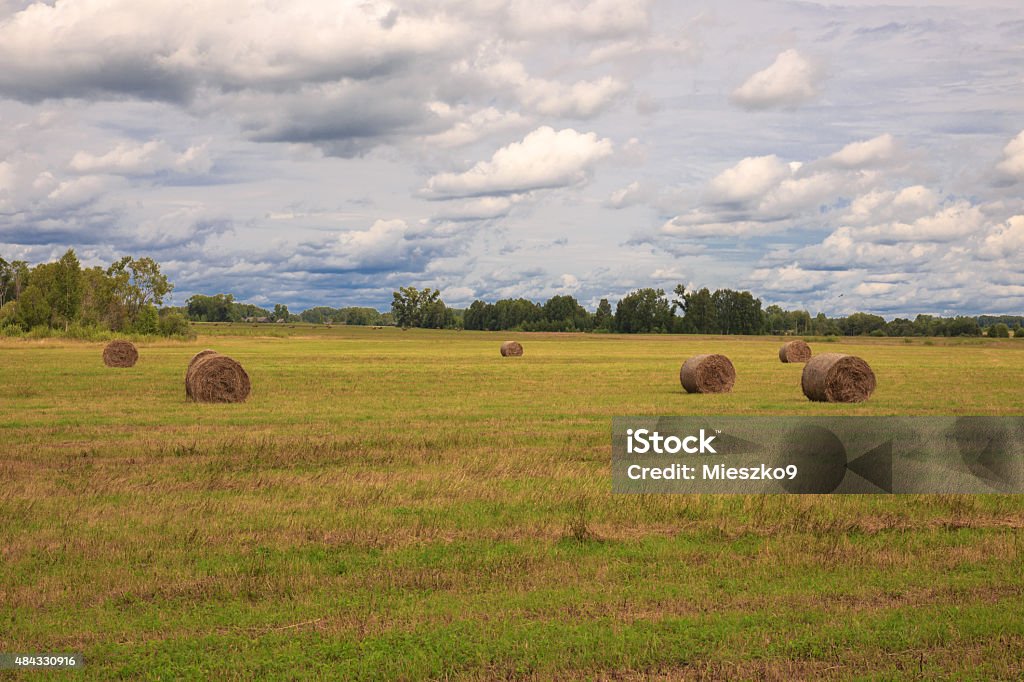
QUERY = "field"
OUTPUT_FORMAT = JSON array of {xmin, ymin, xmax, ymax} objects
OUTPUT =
[{"xmin": 3, "ymin": 326, "xmax": 1024, "ymax": 680}]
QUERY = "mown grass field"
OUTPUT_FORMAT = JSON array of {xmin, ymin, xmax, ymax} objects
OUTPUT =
[{"xmin": 2, "ymin": 326, "xmax": 1024, "ymax": 680}]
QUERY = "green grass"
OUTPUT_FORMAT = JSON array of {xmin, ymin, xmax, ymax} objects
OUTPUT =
[{"xmin": 2, "ymin": 327, "xmax": 1023, "ymax": 680}]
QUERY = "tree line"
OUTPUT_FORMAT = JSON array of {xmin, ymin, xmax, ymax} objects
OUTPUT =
[
  {"xmin": 3, "ymin": 251, "xmax": 1018, "ymax": 339},
  {"xmin": 179, "ymin": 294, "xmax": 396, "ymax": 326},
  {"xmin": 0, "ymin": 250, "xmax": 189, "ymax": 337},
  {"xmin": 393, "ymin": 285, "xmax": 1020, "ymax": 338}
]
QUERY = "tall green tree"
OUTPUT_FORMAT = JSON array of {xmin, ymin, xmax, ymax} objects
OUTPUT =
[
  {"xmin": 594, "ymin": 298, "xmax": 613, "ymax": 331},
  {"xmin": 107, "ymin": 256, "xmax": 172, "ymax": 325},
  {"xmin": 681, "ymin": 287, "xmax": 716, "ymax": 334},
  {"xmin": 392, "ymin": 287, "xmax": 448, "ymax": 328},
  {"xmin": 0, "ymin": 259, "xmax": 30, "ymax": 308},
  {"xmin": 80, "ymin": 266, "xmax": 121, "ymax": 329},
  {"xmin": 50, "ymin": 249, "xmax": 83, "ymax": 330},
  {"xmin": 0, "ymin": 257, "xmax": 11, "ymax": 309},
  {"xmin": 614, "ymin": 288, "xmax": 674, "ymax": 333},
  {"xmin": 542, "ymin": 295, "xmax": 591, "ymax": 331},
  {"xmin": 271, "ymin": 303, "xmax": 291, "ymax": 322}
]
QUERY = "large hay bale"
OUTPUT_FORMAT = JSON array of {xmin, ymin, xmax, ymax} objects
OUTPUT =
[
  {"xmin": 102, "ymin": 340, "xmax": 138, "ymax": 368},
  {"xmin": 801, "ymin": 353, "xmax": 876, "ymax": 403},
  {"xmin": 185, "ymin": 352, "xmax": 251, "ymax": 403},
  {"xmin": 185, "ymin": 349, "xmax": 218, "ymax": 400},
  {"xmin": 679, "ymin": 354, "xmax": 735, "ymax": 394},
  {"xmin": 500, "ymin": 341, "xmax": 524, "ymax": 357},
  {"xmin": 779, "ymin": 339, "xmax": 812, "ymax": 363}
]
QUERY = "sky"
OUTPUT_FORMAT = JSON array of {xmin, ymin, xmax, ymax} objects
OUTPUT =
[{"xmin": 0, "ymin": 0, "xmax": 1022, "ymax": 316}]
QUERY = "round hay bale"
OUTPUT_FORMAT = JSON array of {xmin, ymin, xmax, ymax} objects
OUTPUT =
[
  {"xmin": 779, "ymin": 339, "xmax": 812, "ymax": 363},
  {"xmin": 679, "ymin": 354, "xmax": 735, "ymax": 394},
  {"xmin": 102, "ymin": 340, "xmax": 138, "ymax": 368},
  {"xmin": 185, "ymin": 353, "xmax": 251, "ymax": 403},
  {"xmin": 801, "ymin": 353, "xmax": 876, "ymax": 403},
  {"xmin": 500, "ymin": 341, "xmax": 524, "ymax": 357},
  {"xmin": 185, "ymin": 349, "xmax": 219, "ymax": 400}
]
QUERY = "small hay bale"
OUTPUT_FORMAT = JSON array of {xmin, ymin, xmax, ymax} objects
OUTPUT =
[
  {"xmin": 801, "ymin": 353, "xmax": 876, "ymax": 403},
  {"xmin": 185, "ymin": 352, "xmax": 251, "ymax": 403},
  {"xmin": 500, "ymin": 341, "xmax": 524, "ymax": 357},
  {"xmin": 779, "ymin": 339, "xmax": 812, "ymax": 363},
  {"xmin": 102, "ymin": 340, "xmax": 138, "ymax": 368},
  {"xmin": 679, "ymin": 354, "xmax": 735, "ymax": 394}
]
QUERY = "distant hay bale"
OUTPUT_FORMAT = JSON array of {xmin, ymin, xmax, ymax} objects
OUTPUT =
[
  {"xmin": 679, "ymin": 354, "xmax": 735, "ymax": 394},
  {"xmin": 801, "ymin": 353, "xmax": 876, "ymax": 403},
  {"xmin": 779, "ymin": 339, "xmax": 812, "ymax": 363},
  {"xmin": 102, "ymin": 340, "xmax": 138, "ymax": 368},
  {"xmin": 500, "ymin": 341, "xmax": 524, "ymax": 357},
  {"xmin": 185, "ymin": 351, "xmax": 251, "ymax": 403}
]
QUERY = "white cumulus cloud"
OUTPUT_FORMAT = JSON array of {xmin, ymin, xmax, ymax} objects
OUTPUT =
[
  {"xmin": 708, "ymin": 155, "xmax": 791, "ymax": 203},
  {"xmin": 731, "ymin": 49, "xmax": 822, "ymax": 110},
  {"xmin": 827, "ymin": 134, "xmax": 897, "ymax": 168},
  {"xmin": 996, "ymin": 130, "xmax": 1024, "ymax": 180},
  {"xmin": 423, "ymin": 126, "xmax": 613, "ymax": 199}
]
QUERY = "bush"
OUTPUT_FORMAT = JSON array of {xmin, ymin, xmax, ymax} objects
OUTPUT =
[
  {"xmin": 63, "ymin": 323, "xmax": 115, "ymax": 341},
  {"xmin": 869, "ymin": 329, "xmax": 886, "ymax": 337},
  {"xmin": 989, "ymin": 323, "xmax": 1010, "ymax": 338},
  {"xmin": 131, "ymin": 305, "xmax": 160, "ymax": 335},
  {"xmin": 159, "ymin": 311, "xmax": 194, "ymax": 338},
  {"xmin": 0, "ymin": 301, "xmax": 16, "ymax": 327}
]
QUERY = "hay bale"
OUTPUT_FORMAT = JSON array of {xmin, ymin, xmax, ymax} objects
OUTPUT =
[
  {"xmin": 801, "ymin": 353, "xmax": 876, "ymax": 403},
  {"xmin": 779, "ymin": 339, "xmax": 812, "ymax": 363},
  {"xmin": 679, "ymin": 354, "xmax": 735, "ymax": 394},
  {"xmin": 185, "ymin": 349, "xmax": 218, "ymax": 400},
  {"xmin": 102, "ymin": 340, "xmax": 138, "ymax": 368},
  {"xmin": 185, "ymin": 352, "xmax": 251, "ymax": 403},
  {"xmin": 500, "ymin": 341, "xmax": 524, "ymax": 357}
]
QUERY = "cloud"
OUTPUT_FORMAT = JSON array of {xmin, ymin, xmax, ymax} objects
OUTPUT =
[
  {"xmin": 557, "ymin": 273, "xmax": 580, "ymax": 293},
  {"xmin": 421, "ymin": 105, "xmax": 529, "ymax": 148},
  {"xmin": 583, "ymin": 34, "xmax": 697, "ymax": 65},
  {"xmin": 750, "ymin": 263, "xmax": 834, "ymax": 294},
  {"xmin": 826, "ymin": 134, "xmax": 897, "ymax": 168},
  {"xmin": 0, "ymin": 0, "xmax": 465, "ymax": 102},
  {"xmin": 422, "ymin": 126, "xmax": 613, "ymax": 199},
  {"xmin": 68, "ymin": 140, "xmax": 211, "ymax": 176},
  {"xmin": 503, "ymin": 0, "xmax": 651, "ymax": 40},
  {"xmin": 658, "ymin": 137, "xmax": 894, "ymax": 241},
  {"xmin": 471, "ymin": 59, "xmax": 628, "ymax": 119},
  {"xmin": 851, "ymin": 201, "xmax": 984, "ymax": 243},
  {"xmin": 842, "ymin": 185, "xmax": 940, "ymax": 224},
  {"xmin": 431, "ymin": 196, "xmax": 517, "ymax": 222},
  {"xmin": 731, "ymin": 49, "xmax": 822, "ymax": 110},
  {"xmin": 707, "ymin": 155, "xmax": 793, "ymax": 203},
  {"xmin": 271, "ymin": 218, "xmax": 476, "ymax": 276},
  {"xmin": 606, "ymin": 180, "xmax": 647, "ymax": 209},
  {"xmin": 0, "ymin": 1, "xmax": 638, "ymax": 158},
  {"xmin": 980, "ymin": 214, "xmax": 1024, "ymax": 259},
  {"xmin": 661, "ymin": 214, "xmax": 779, "ymax": 238},
  {"xmin": 226, "ymin": 80, "xmax": 446, "ymax": 157},
  {"xmin": 996, "ymin": 130, "xmax": 1024, "ymax": 180}
]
